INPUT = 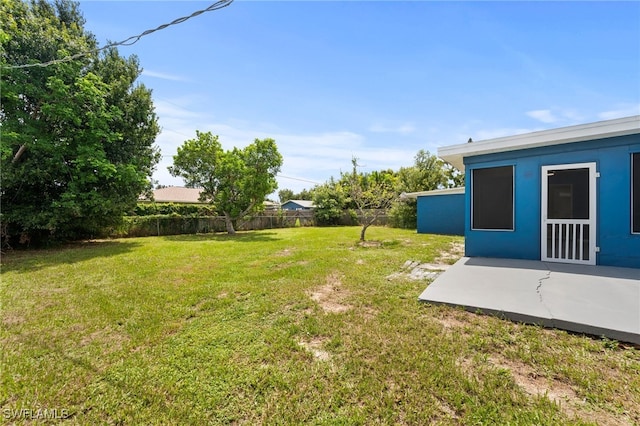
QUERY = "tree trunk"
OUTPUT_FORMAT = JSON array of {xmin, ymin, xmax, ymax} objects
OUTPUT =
[
  {"xmin": 224, "ymin": 212, "xmax": 236, "ymax": 235},
  {"xmin": 360, "ymin": 224, "xmax": 370, "ymax": 242}
]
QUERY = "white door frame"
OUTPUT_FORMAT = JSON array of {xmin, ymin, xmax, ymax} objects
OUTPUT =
[{"xmin": 541, "ymin": 162, "xmax": 597, "ymax": 265}]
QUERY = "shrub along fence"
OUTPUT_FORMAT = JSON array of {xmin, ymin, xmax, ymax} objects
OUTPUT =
[{"xmin": 112, "ymin": 209, "xmax": 389, "ymax": 238}]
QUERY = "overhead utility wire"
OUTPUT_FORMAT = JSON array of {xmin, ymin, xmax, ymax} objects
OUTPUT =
[
  {"xmin": 3, "ymin": 0, "xmax": 234, "ymax": 70},
  {"xmin": 277, "ymin": 175, "xmax": 322, "ymax": 185}
]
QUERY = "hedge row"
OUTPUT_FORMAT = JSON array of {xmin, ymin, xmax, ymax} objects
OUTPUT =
[
  {"xmin": 111, "ymin": 210, "xmax": 389, "ymax": 238},
  {"xmin": 113, "ymin": 212, "xmax": 316, "ymax": 238},
  {"xmin": 130, "ymin": 203, "xmax": 217, "ymax": 217}
]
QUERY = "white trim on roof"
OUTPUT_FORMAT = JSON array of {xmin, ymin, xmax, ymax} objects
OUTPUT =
[
  {"xmin": 439, "ymin": 115, "xmax": 640, "ymax": 171},
  {"xmin": 402, "ymin": 187, "xmax": 465, "ymax": 199}
]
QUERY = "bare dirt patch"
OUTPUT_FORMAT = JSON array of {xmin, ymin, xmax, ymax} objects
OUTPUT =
[
  {"xmin": 1, "ymin": 312, "xmax": 25, "ymax": 326},
  {"xmin": 433, "ymin": 397, "xmax": 459, "ymax": 421},
  {"xmin": 434, "ymin": 241, "xmax": 465, "ymax": 264},
  {"xmin": 388, "ymin": 242, "xmax": 465, "ymax": 281},
  {"xmin": 308, "ymin": 272, "xmax": 352, "ymax": 314},
  {"xmin": 297, "ymin": 336, "xmax": 331, "ymax": 361},
  {"xmin": 387, "ymin": 260, "xmax": 448, "ymax": 281},
  {"xmin": 435, "ymin": 314, "xmax": 469, "ymax": 331},
  {"xmin": 79, "ymin": 325, "xmax": 131, "ymax": 356},
  {"xmin": 489, "ymin": 355, "xmax": 580, "ymax": 403},
  {"xmin": 358, "ymin": 241, "xmax": 382, "ymax": 248},
  {"xmin": 275, "ymin": 248, "xmax": 294, "ymax": 257},
  {"xmin": 486, "ymin": 355, "xmax": 634, "ymax": 426}
]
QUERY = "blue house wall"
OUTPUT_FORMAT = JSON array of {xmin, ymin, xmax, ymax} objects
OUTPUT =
[
  {"xmin": 281, "ymin": 201, "xmax": 312, "ymax": 210},
  {"xmin": 417, "ymin": 193, "xmax": 465, "ymax": 236},
  {"xmin": 464, "ymin": 134, "xmax": 640, "ymax": 268}
]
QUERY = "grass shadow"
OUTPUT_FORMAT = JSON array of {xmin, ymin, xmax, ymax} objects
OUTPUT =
[{"xmin": 0, "ymin": 240, "xmax": 142, "ymax": 273}]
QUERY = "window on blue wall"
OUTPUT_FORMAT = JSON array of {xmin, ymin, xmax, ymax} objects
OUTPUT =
[
  {"xmin": 472, "ymin": 166, "xmax": 514, "ymax": 230},
  {"xmin": 633, "ymin": 153, "xmax": 640, "ymax": 234}
]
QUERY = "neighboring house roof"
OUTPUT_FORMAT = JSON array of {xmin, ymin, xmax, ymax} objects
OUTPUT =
[
  {"xmin": 264, "ymin": 200, "xmax": 281, "ymax": 210},
  {"xmin": 282, "ymin": 200, "xmax": 315, "ymax": 209},
  {"xmin": 439, "ymin": 115, "xmax": 640, "ymax": 171},
  {"xmin": 145, "ymin": 187, "xmax": 279, "ymax": 208},
  {"xmin": 403, "ymin": 187, "xmax": 465, "ymax": 199},
  {"xmin": 149, "ymin": 187, "xmax": 205, "ymax": 204}
]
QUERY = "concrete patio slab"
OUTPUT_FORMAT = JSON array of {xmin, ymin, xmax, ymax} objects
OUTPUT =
[{"xmin": 418, "ymin": 257, "xmax": 640, "ymax": 344}]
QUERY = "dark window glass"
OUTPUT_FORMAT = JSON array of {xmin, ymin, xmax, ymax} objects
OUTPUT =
[
  {"xmin": 472, "ymin": 166, "xmax": 514, "ymax": 230},
  {"xmin": 633, "ymin": 153, "xmax": 640, "ymax": 233},
  {"xmin": 547, "ymin": 168, "xmax": 589, "ymax": 220}
]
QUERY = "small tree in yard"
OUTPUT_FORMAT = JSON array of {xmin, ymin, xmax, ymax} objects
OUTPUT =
[
  {"xmin": 169, "ymin": 131, "xmax": 283, "ymax": 234},
  {"xmin": 347, "ymin": 157, "xmax": 397, "ymax": 242}
]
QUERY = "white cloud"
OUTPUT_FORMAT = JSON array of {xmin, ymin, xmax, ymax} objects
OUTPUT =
[
  {"xmin": 142, "ymin": 70, "xmax": 188, "ymax": 82},
  {"xmin": 369, "ymin": 122, "xmax": 416, "ymax": 135},
  {"xmin": 526, "ymin": 109, "xmax": 558, "ymax": 124},
  {"xmin": 598, "ymin": 104, "xmax": 640, "ymax": 120},
  {"xmin": 526, "ymin": 108, "xmax": 590, "ymax": 126}
]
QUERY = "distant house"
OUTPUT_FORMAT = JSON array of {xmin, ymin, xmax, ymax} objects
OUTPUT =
[
  {"xmin": 281, "ymin": 200, "xmax": 315, "ymax": 211},
  {"xmin": 144, "ymin": 187, "xmax": 279, "ymax": 211},
  {"xmin": 263, "ymin": 200, "xmax": 280, "ymax": 211},
  {"xmin": 145, "ymin": 187, "xmax": 205, "ymax": 204},
  {"xmin": 433, "ymin": 115, "xmax": 640, "ymax": 268},
  {"xmin": 405, "ymin": 188, "xmax": 465, "ymax": 236}
]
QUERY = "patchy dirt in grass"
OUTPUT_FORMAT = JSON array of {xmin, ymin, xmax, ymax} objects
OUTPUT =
[
  {"xmin": 1, "ymin": 311, "xmax": 25, "ymax": 326},
  {"xmin": 308, "ymin": 272, "xmax": 352, "ymax": 314},
  {"xmin": 433, "ymin": 308, "xmax": 496, "ymax": 335},
  {"xmin": 387, "ymin": 260, "xmax": 450, "ymax": 281},
  {"xmin": 435, "ymin": 314, "xmax": 469, "ymax": 331},
  {"xmin": 435, "ymin": 308, "xmax": 638, "ymax": 425},
  {"xmin": 434, "ymin": 241, "xmax": 465, "ymax": 264},
  {"xmin": 489, "ymin": 355, "xmax": 580, "ymax": 402},
  {"xmin": 433, "ymin": 397, "xmax": 460, "ymax": 422},
  {"xmin": 275, "ymin": 248, "xmax": 294, "ymax": 257},
  {"xmin": 79, "ymin": 326, "xmax": 131, "ymax": 357},
  {"xmin": 387, "ymin": 242, "xmax": 465, "ymax": 281},
  {"xmin": 297, "ymin": 336, "xmax": 331, "ymax": 361},
  {"xmin": 486, "ymin": 355, "xmax": 634, "ymax": 426},
  {"xmin": 273, "ymin": 260, "xmax": 310, "ymax": 270},
  {"xmin": 358, "ymin": 241, "xmax": 382, "ymax": 248},
  {"xmin": 453, "ymin": 353, "xmax": 603, "ymax": 424}
]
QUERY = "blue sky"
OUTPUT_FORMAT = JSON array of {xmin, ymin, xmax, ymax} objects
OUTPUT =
[{"xmin": 78, "ymin": 1, "xmax": 640, "ymax": 196}]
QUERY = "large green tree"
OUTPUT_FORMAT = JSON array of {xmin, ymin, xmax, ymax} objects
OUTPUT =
[
  {"xmin": 0, "ymin": 0, "xmax": 160, "ymax": 245},
  {"xmin": 169, "ymin": 131, "xmax": 283, "ymax": 234}
]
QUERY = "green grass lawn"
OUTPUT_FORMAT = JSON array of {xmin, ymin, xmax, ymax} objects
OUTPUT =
[{"xmin": 1, "ymin": 227, "xmax": 638, "ymax": 425}]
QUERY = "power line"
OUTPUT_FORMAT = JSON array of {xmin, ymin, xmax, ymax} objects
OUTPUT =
[
  {"xmin": 277, "ymin": 175, "xmax": 322, "ymax": 185},
  {"xmin": 2, "ymin": 0, "xmax": 234, "ymax": 70}
]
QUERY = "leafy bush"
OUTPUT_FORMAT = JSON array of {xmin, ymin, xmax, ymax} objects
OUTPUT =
[
  {"xmin": 114, "ymin": 215, "xmax": 226, "ymax": 237},
  {"xmin": 312, "ymin": 180, "xmax": 346, "ymax": 226},
  {"xmin": 130, "ymin": 203, "xmax": 216, "ymax": 217},
  {"xmin": 388, "ymin": 199, "xmax": 417, "ymax": 229}
]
